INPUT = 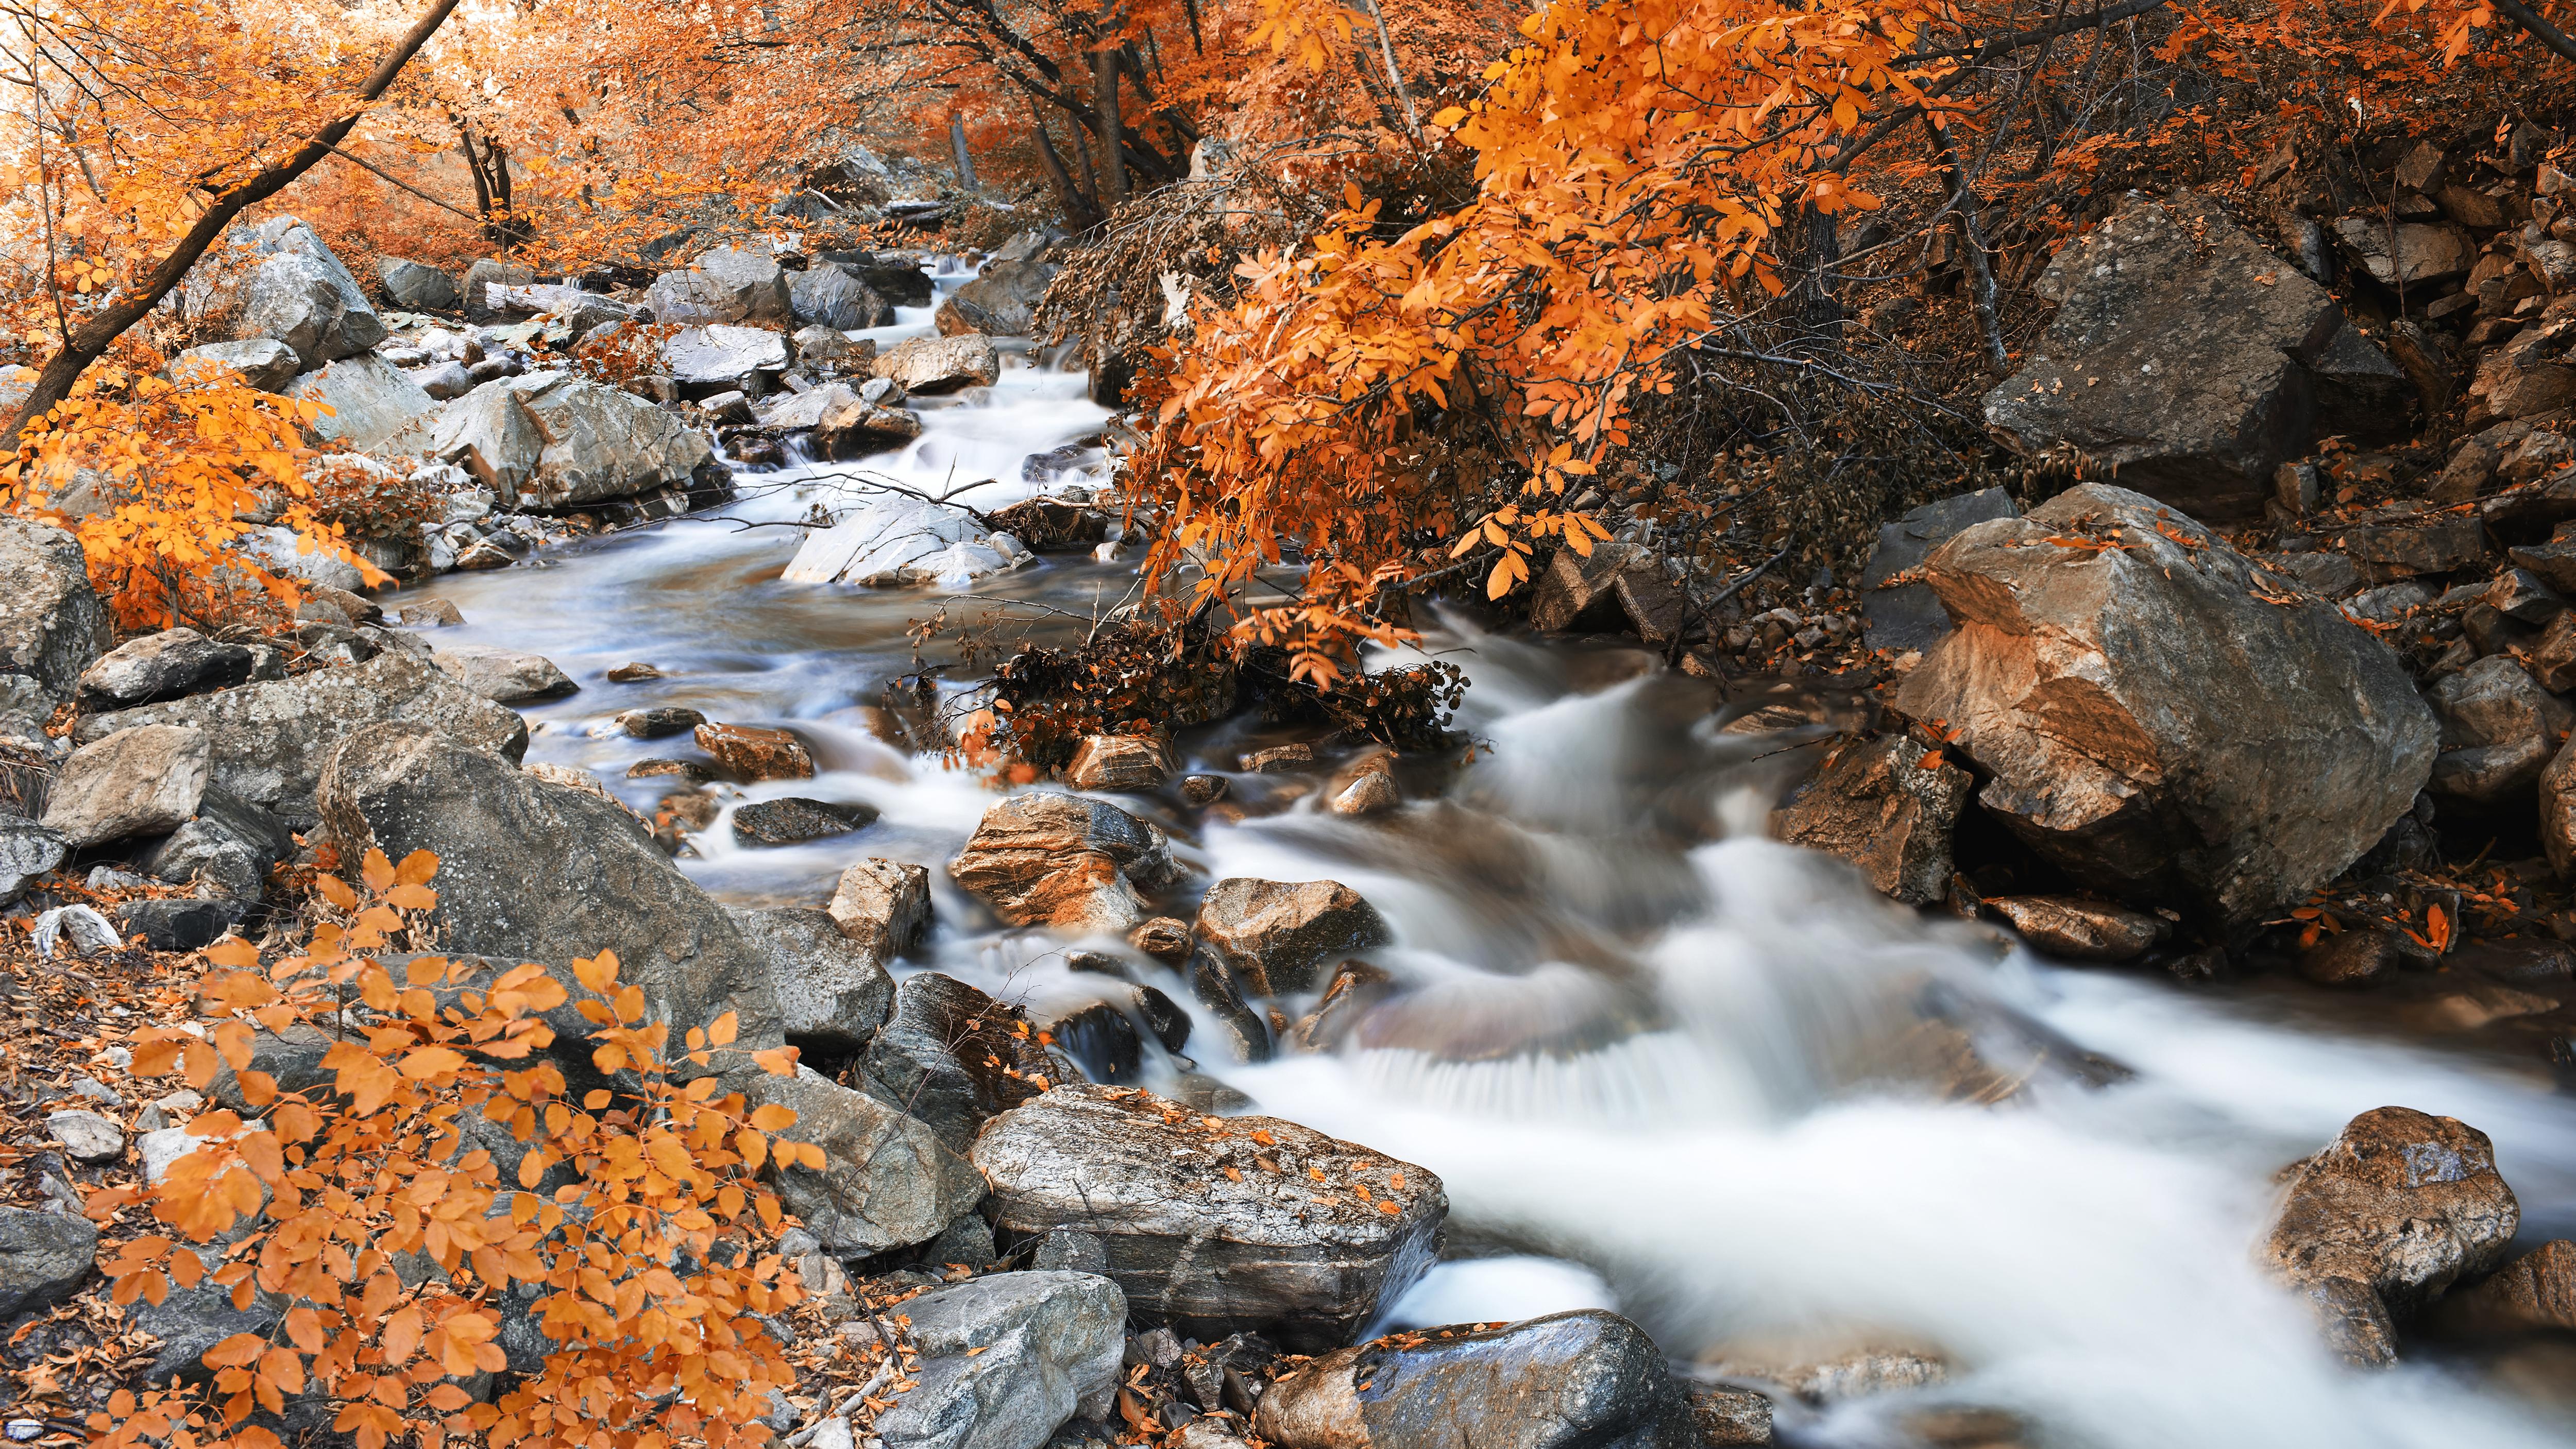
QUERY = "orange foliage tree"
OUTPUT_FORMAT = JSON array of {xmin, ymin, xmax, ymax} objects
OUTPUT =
[{"xmin": 86, "ymin": 851, "xmax": 810, "ymax": 1449}]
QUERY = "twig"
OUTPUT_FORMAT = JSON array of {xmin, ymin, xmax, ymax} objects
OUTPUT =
[{"xmin": 325, "ymin": 144, "xmax": 483, "ymax": 224}]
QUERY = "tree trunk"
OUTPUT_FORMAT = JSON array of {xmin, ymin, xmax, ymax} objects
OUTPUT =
[
  {"xmin": 4, "ymin": 0, "xmax": 467, "ymax": 446},
  {"xmin": 1093, "ymin": 47, "xmax": 1127, "ymax": 212},
  {"xmin": 1928, "ymin": 119, "xmax": 2009, "ymax": 372},
  {"xmin": 1030, "ymin": 110, "xmax": 1096, "ymax": 229},
  {"xmin": 950, "ymin": 114, "xmax": 980, "ymax": 192}
]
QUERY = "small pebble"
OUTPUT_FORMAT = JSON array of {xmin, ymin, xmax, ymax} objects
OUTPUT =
[
  {"xmin": 9, "ymin": 1418, "xmax": 45, "ymax": 1441},
  {"xmin": 607, "ymin": 662, "xmax": 666, "ymax": 682}
]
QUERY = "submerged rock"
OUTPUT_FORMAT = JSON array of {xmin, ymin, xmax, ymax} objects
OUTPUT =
[
  {"xmin": 1893, "ymin": 484, "xmax": 2435, "ymax": 927},
  {"xmin": 1771, "ymin": 735, "xmax": 1972, "ymax": 907},
  {"xmin": 949, "ymin": 792, "xmax": 1183, "ymax": 932},
  {"xmin": 972, "ymin": 1084, "xmax": 1445, "ymax": 1350},
  {"xmin": 1258, "ymin": 1311, "xmax": 1698, "ymax": 1449},
  {"xmin": 1191, "ymin": 878, "xmax": 1392, "ymax": 998},
  {"xmin": 783, "ymin": 497, "xmax": 1023, "ymax": 588}
]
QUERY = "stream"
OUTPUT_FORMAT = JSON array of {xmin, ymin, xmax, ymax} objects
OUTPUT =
[{"xmin": 425, "ymin": 263, "xmax": 2576, "ymax": 1449}]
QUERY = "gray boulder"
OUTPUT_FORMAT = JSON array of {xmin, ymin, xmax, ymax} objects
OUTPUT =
[
  {"xmin": 77, "ymin": 627, "xmax": 255, "ymax": 709},
  {"xmin": 973, "ymin": 1084, "xmax": 1445, "ymax": 1350},
  {"xmin": 0, "ymin": 817, "xmax": 67, "ymax": 905},
  {"xmin": 210, "ymin": 217, "xmax": 386, "ymax": 368},
  {"xmin": 374, "ymin": 257, "xmax": 459, "ymax": 311},
  {"xmin": 876, "ymin": 334, "xmax": 999, "ymax": 394},
  {"xmin": 862, "ymin": 972, "xmax": 1060, "ymax": 1153},
  {"xmin": 316, "ymin": 721, "xmax": 783, "ymax": 1061},
  {"xmin": 173, "ymin": 338, "xmax": 300, "ymax": 392},
  {"xmin": 2427, "ymin": 656, "xmax": 2570, "ymax": 806},
  {"xmin": 40, "ymin": 725, "xmax": 210, "ymax": 847},
  {"xmin": 1191, "ymin": 878, "xmax": 1391, "ymax": 998},
  {"xmin": 1984, "ymin": 192, "xmax": 2406, "ymax": 519},
  {"xmin": 648, "ymin": 247, "xmax": 791, "ymax": 327},
  {"xmin": 77, "ymin": 651, "xmax": 527, "ymax": 828},
  {"xmin": 789, "ymin": 263, "xmax": 893, "ymax": 331},
  {"xmin": 1892, "ymin": 484, "xmax": 2435, "ymax": 927},
  {"xmin": 948, "ymin": 792, "xmax": 1183, "ymax": 933},
  {"xmin": 1258, "ymin": 1311, "xmax": 1697, "ymax": 1449},
  {"xmin": 747, "ymin": 1066, "xmax": 984, "ymax": 1256},
  {"xmin": 936, "ymin": 236, "xmax": 1058, "ymax": 338},
  {"xmin": 143, "ymin": 786, "xmax": 293, "ymax": 902},
  {"xmin": 725, "ymin": 906, "xmax": 896, "ymax": 1049},
  {"xmin": 0, "ymin": 1205, "xmax": 97, "ymax": 1319},
  {"xmin": 461, "ymin": 259, "xmax": 535, "ymax": 324},
  {"xmin": 295, "ymin": 352, "xmax": 436, "ymax": 450},
  {"xmin": 386, "ymin": 371, "xmax": 717, "ymax": 509},
  {"xmin": 665, "ymin": 325, "xmax": 791, "ymax": 397},
  {"xmin": 430, "ymin": 644, "xmax": 579, "ymax": 704},
  {"xmin": 1771, "ymin": 734, "xmax": 1973, "ymax": 907},
  {"xmin": 754, "ymin": 383, "xmax": 923, "ymax": 458},
  {"xmin": 875, "ymin": 1272, "xmax": 1127, "ymax": 1449},
  {"xmin": 1859, "ymin": 488, "xmax": 2019, "ymax": 654},
  {"xmin": 829, "ymin": 858, "xmax": 932, "ymax": 961},
  {"xmin": 2266, "ymin": 1106, "xmax": 2520, "ymax": 1366},
  {"xmin": 0, "ymin": 517, "xmax": 111, "ymax": 720}
]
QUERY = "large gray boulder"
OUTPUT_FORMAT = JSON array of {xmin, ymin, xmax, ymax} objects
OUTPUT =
[
  {"xmin": 724, "ymin": 906, "xmax": 896, "ymax": 1050},
  {"xmin": 0, "ymin": 517, "xmax": 111, "ymax": 730},
  {"xmin": 202, "ymin": 216, "xmax": 386, "ymax": 369},
  {"xmin": 40, "ymin": 725, "xmax": 209, "ymax": 847},
  {"xmin": 2265, "ymin": 1106, "xmax": 2520, "ymax": 1366},
  {"xmin": 876, "ymin": 335, "xmax": 999, "ymax": 394},
  {"xmin": 316, "ymin": 721, "xmax": 783, "ymax": 1060},
  {"xmin": 385, "ymin": 371, "xmax": 717, "ymax": 509},
  {"xmin": 789, "ymin": 263, "xmax": 893, "ymax": 331},
  {"xmin": 664, "ymin": 325, "xmax": 791, "ymax": 397},
  {"xmin": 1892, "ymin": 484, "xmax": 2435, "ymax": 927},
  {"xmin": 935, "ymin": 234, "xmax": 1058, "ymax": 338},
  {"xmin": 0, "ymin": 1206, "xmax": 97, "ymax": 1319},
  {"xmin": 973, "ymin": 1084, "xmax": 1446, "ymax": 1350},
  {"xmin": 875, "ymin": 1272, "xmax": 1127, "ymax": 1449},
  {"xmin": 647, "ymin": 247, "xmax": 791, "ymax": 327},
  {"xmin": 1258, "ymin": 1311, "xmax": 1697, "ymax": 1449},
  {"xmin": 173, "ymin": 338, "xmax": 300, "ymax": 393},
  {"xmin": 374, "ymin": 257, "xmax": 459, "ymax": 311},
  {"xmin": 77, "ymin": 651, "xmax": 529, "ymax": 828},
  {"xmin": 1984, "ymin": 192, "xmax": 2406, "ymax": 519},
  {"xmin": 861, "ymin": 972, "xmax": 1060, "ymax": 1153},
  {"xmin": 747, "ymin": 1066, "xmax": 982, "ymax": 1255},
  {"xmin": 948, "ymin": 792, "xmax": 1183, "ymax": 933},
  {"xmin": 295, "ymin": 352, "xmax": 435, "ymax": 450},
  {"xmin": 77, "ymin": 627, "xmax": 255, "ymax": 709}
]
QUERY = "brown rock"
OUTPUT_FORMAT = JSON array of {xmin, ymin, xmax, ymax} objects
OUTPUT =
[
  {"xmin": 1986, "ymin": 895, "xmax": 2169, "ymax": 962},
  {"xmin": 986, "ymin": 496, "xmax": 1109, "ymax": 551},
  {"xmin": 1181, "ymin": 774, "xmax": 1229, "ymax": 805},
  {"xmin": 1192, "ymin": 878, "xmax": 1393, "ymax": 998},
  {"xmin": 1240, "ymin": 743, "xmax": 1314, "ymax": 773},
  {"xmin": 2544, "ymin": 738, "xmax": 2576, "ymax": 876},
  {"xmin": 2332, "ymin": 218, "xmax": 2478, "ymax": 286},
  {"xmin": 607, "ymin": 662, "xmax": 666, "ymax": 682},
  {"xmin": 2297, "ymin": 928, "xmax": 2403, "ymax": 987},
  {"xmin": 692, "ymin": 721, "xmax": 815, "ymax": 781},
  {"xmin": 1771, "ymin": 735, "xmax": 1971, "ymax": 906},
  {"xmin": 620, "ymin": 706, "xmax": 707, "ymax": 739},
  {"xmin": 948, "ymin": 792, "xmax": 1182, "ymax": 932},
  {"xmin": 1067, "ymin": 734, "xmax": 1171, "ymax": 792},
  {"xmin": 1528, "ymin": 541, "xmax": 1642, "ymax": 633},
  {"xmin": 1129, "ymin": 916, "xmax": 1192, "ymax": 962},
  {"xmin": 2468, "ymin": 326, "xmax": 2576, "ymax": 428},
  {"xmin": 2431, "ymin": 1239, "xmax": 2576, "ymax": 1337},
  {"xmin": 1328, "ymin": 769, "xmax": 1402, "ymax": 817},
  {"xmin": 1286, "ymin": 960, "xmax": 1394, "ymax": 1052}
]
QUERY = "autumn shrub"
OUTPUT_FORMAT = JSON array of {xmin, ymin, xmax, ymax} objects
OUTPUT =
[{"xmin": 85, "ymin": 849, "xmax": 811, "ymax": 1449}]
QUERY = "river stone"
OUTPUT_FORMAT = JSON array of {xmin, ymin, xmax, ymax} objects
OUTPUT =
[
  {"xmin": 732, "ymin": 797, "xmax": 877, "ymax": 846},
  {"xmin": 949, "ymin": 792, "xmax": 1182, "ymax": 933},
  {"xmin": 76, "ymin": 651, "xmax": 528, "ymax": 828},
  {"xmin": 1066, "ymin": 736, "xmax": 1170, "ymax": 792},
  {"xmin": 1191, "ymin": 878, "xmax": 1392, "ymax": 998},
  {"xmin": 876, "ymin": 334, "xmax": 999, "ymax": 394},
  {"xmin": 77, "ymin": 628, "xmax": 255, "ymax": 709},
  {"xmin": 386, "ymin": 370, "xmax": 718, "ymax": 510},
  {"xmin": 47, "ymin": 1108, "xmax": 124, "ymax": 1164},
  {"xmin": 144, "ymin": 785, "xmax": 292, "ymax": 902},
  {"xmin": 784, "ymin": 497, "xmax": 1013, "ymax": 587},
  {"xmin": 173, "ymin": 338, "xmax": 301, "ymax": 392},
  {"xmin": 829, "ymin": 858, "xmax": 932, "ymax": 961},
  {"xmin": 1987, "ymin": 895, "xmax": 2171, "ymax": 963},
  {"xmin": 972, "ymin": 1084, "xmax": 1445, "ymax": 1350},
  {"xmin": 458, "ymin": 259, "xmax": 534, "ymax": 323},
  {"xmin": 217, "ymin": 224, "xmax": 387, "ymax": 369},
  {"xmin": 725, "ymin": 907, "xmax": 896, "ymax": 1049},
  {"xmin": 2332, "ymin": 218, "xmax": 2478, "ymax": 287},
  {"xmin": 2266, "ymin": 1106, "xmax": 2520, "ymax": 1364},
  {"xmin": 789, "ymin": 263, "xmax": 893, "ymax": 331},
  {"xmin": 316, "ymin": 721, "xmax": 784, "ymax": 1061},
  {"xmin": 1860, "ymin": 488, "xmax": 2021, "ymax": 654},
  {"xmin": 875, "ymin": 1271, "xmax": 1127, "ymax": 1449},
  {"xmin": 296, "ymin": 352, "xmax": 435, "ymax": 450},
  {"xmin": 41, "ymin": 725, "xmax": 210, "ymax": 847},
  {"xmin": 1892, "ymin": 483, "xmax": 2436, "ymax": 927},
  {"xmin": 0, "ymin": 517, "xmax": 110, "ymax": 715},
  {"xmin": 755, "ymin": 384, "xmax": 924, "ymax": 458},
  {"xmin": 0, "ymin": 1206, "xmax": 97, "ymax": 1319},
  {"xmin": 665, "ymin": 324, "xmax": 791, "ymax": 397},
  {"xmin": 375, "ymin": 257, "xmax": 457, "ymax": 311},
  {"xmin": 428, "ymin": 644, "xmax": 578, "ymax": 705},
  {"xmin": 1771, "ymin": 734, "xmax": 1972, "ymax": 907},
  {"xmin": 2426, "ymin": 655, "xmax": 2567, "ymax": 806},
  {"xmin": 0, "ymin": 817, "xmax": 66, "ymax": 905},
  {"xmin": 649, "ymin": 247, "xmax": 792, "ymax": 327},
  {"xmin": 694, "ymin": 722, "xmax": 815, "ymax": 781},
  {"xmin": 1258, "ymin": 1311, "xmax": 1697, "ymax": 1449},
  {"xmin": 861, "ymin": 973, "xmax": 1059, "ymax": 1153},
  {"xmin": 617, "ymin": 706, "xmax": 705, "ymax": 739},
  {"xmin": 935, "ymin": 237, "xmax": 1057, "ymax": 338},
  {"xmin": 1984, "ymin": 192, "xmax": 2404, "ymax": 519},
  {"xmin": 743, "ymin": 1064, "xmax": 981, "ymax": 1255},
  {"xmin": 2431, "ymin": 1239, "xmax": 2576, "ymax": 1336}
]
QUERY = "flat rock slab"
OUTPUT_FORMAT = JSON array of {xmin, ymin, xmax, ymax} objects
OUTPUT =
[
  {"xmin": 1258, "ymin": 1311, "xmax": 1698, "ymax": 1449},
  {"xmin": 40, "ymin": 725, "xmax": 210, "ymax": 848},
  {"xmin": 973, "ymin": 1084, "xmax": 1445, "ymax": 1351}
]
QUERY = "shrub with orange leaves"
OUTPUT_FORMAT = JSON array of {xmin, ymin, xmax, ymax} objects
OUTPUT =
[{"xmin": 84, "ymin": 849, "xmax": 810, "ymax": 1449}]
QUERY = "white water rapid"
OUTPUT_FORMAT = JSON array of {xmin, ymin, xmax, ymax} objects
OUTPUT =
[{"xmin": 423, "ymin": 263, "xmax": 2576, "ymax": 1449}]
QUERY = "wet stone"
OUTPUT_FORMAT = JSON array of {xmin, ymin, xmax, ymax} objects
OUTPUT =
[
  {"xmin": 626, "ymin": 757, "xmax": 715, "ymax": 784},
  {"xmin": 694, "ymin": 721, "xmax": 816, "ymax": 781},
  {"xmin": 1240, "ymin": 744, "xmax": 1315, "ymax": 774},
  {"xmin": 1987, "ymin": 895, "xmax": 2170, "ymax": 963},
  {"xmin": 607, "ymin": 662, "xmax": 666, "ymax": 682},
  {"xmin": 1181, "ymin": 775, "xmax": 1229, "ymax": 805},
  {"xmin": 619, "ymin": 706, "xmax": 708, "ymax": 739},
  {"xmin": 731, "ymin": 797, "xmax": 878, "ymax": 846}
]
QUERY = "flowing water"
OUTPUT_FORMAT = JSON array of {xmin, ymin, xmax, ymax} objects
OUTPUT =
[{"xmin": 426, "ymin": 264, "xmax": 2576, "ymax": 1448}]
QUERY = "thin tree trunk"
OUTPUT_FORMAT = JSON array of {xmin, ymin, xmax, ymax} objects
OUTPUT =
[
  {"xmin": 950, "ymin": 114, "xmax": 979, "ymax": 191},
  {"xmin": 1030, "ymin": 109, "xmax": 1096, "ymax": 228},
  {"xmin": 1093, "ymin": 46, "xmax": 1126, "ymax": 212},
  {"xmin": 5, "ymin": 0, "xmax": 467, "ymax": 445},
  {"xmin": 1357, "ymin": 0, "xmax": 1417, "ymax": 135},
  {"xmin": 1928, "ymin": 118, "xmax": 2009, "ymax": 372}
]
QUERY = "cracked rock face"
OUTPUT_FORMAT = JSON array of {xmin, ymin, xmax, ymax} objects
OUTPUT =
[
  {"xmin": 947, "ymin": 792, "xmax": 1182, "ymax": 933},
  {"xmin": 747, "ymin": 1065, "xmax": 983, "ymax": 1256},
  {"xmin": 1893, "ymin": 483, "xmax": 2435, "ymax": 927}
]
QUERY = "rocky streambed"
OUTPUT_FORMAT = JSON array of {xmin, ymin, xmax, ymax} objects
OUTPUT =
[{"xmin": 8, "ymin": 254, "xmax": 2576, "ymax": 1449}]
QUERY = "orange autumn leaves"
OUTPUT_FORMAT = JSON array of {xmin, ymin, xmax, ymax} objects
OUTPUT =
[{"xmin": 87, "ymin": 850, "xmax": 810, "ymax": 1449}]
